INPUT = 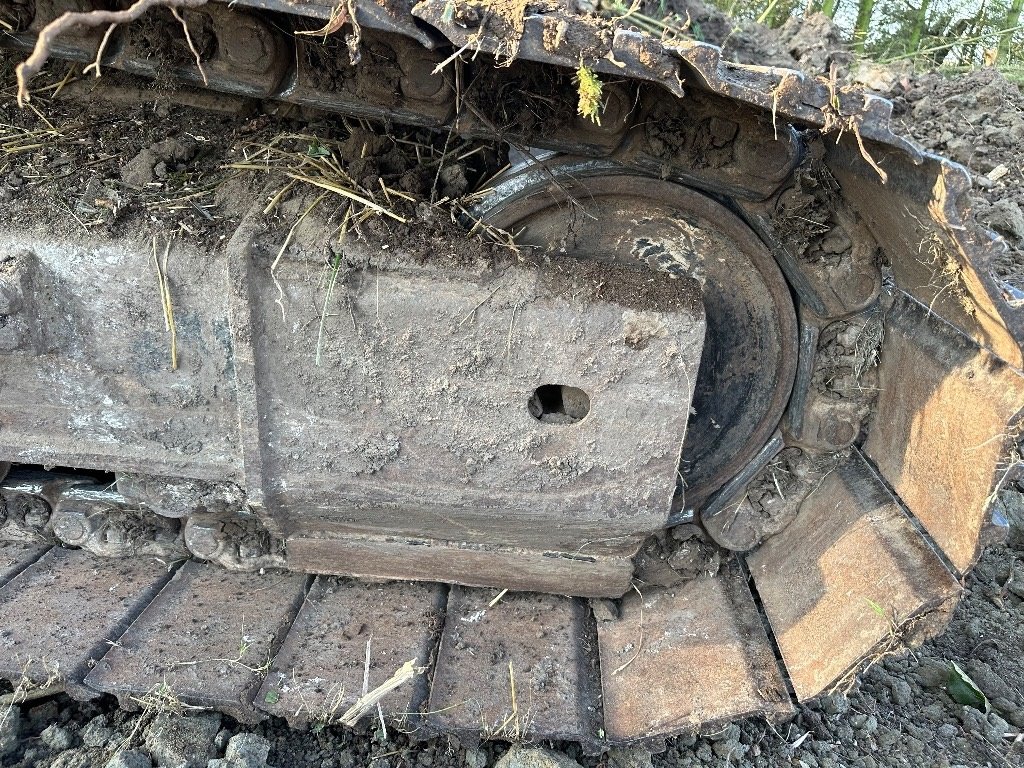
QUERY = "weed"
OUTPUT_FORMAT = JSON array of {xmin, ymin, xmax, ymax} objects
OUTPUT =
[
  {"xmin": 574, "ymin": 63, "xmax": 604, "ymax": 125},
  {"xmin": 0, "ymin": 657, "xmax": 62, "ymax": 729}
]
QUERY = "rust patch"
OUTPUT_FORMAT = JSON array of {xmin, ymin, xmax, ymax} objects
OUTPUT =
[
  {"xmin": 748, "ymin": 450, "xmax": 960, "ymax": 700},
  {"xmin": 86, "ymin": 561, "xmax": 306, "ymax": 722},
  {"xmin": 257, "ymin": 577, "xmax": 445, "ymax": 727},
  {"xmin": 427, "ymin": 587, "xmax": 600, "ymax": 744},
  {"xmin": 864, "ymin": 292, "xmax": 1024, "ymax": 572},
  {"xmin": 596, "ymin": 564, "xmax": 791, "ymax": 743}
]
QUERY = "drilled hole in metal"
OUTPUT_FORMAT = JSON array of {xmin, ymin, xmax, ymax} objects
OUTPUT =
[{"xmin": 528, "ymin": 384, "xmax": 590, "ymax": 424}]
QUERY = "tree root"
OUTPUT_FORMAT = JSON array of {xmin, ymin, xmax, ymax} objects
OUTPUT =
[{"xmin": 16, "ymin": 0, "xmax": 209, "ymax": 107}]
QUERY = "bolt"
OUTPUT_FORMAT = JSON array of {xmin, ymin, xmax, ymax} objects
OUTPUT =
[
  {"xmin": 222, "ymin": 19, "xmax": 273, "ymax": 70},
  {"xmin": 184, "ymin": 518, "xmax": 225, "ymax": 560},
  {"xmin": 820, "ymin": 413, "xmax": 858, "ymax": 448},
  {"xmin": 52, "ymin": 507, "xmax": 95, "ymax": 547},
  {"xmin": 399, "ymin": 50, "xmax": 450, "ymax": 103}
]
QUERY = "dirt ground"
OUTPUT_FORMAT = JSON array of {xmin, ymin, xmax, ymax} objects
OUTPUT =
[{"xmin": 2, "ymin": 7, "xmax": 1024, "ymax": 768}]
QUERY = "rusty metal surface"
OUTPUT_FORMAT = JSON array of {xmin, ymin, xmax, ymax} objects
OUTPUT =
[
  {"xmin": 748, "ymin": 450, "xmax": 961, "ymax": 701},
  {"xmin": 257, "ymin": 577, "xmax": 445, "ymax": 726},
  {"xmin": 287, "ymin": 536, "xmax": 634, "ymax": 598},
  {"xmin": 86, "ymin": 561, "xmax": 306, "ymax": 722},
  {"xmin": 0, "ymin": 236, "xmax": 241, "ymax": 482},
  {"xmin": 427, "ymin": 587, "xmax": 601, "ymax": 744},
  {"xmin": 595, "ymin": 563, "xmax": 792, "ymax": 743},
  {"xmin": 0, "ymin": 548, "xmax": 172, "ymax": 698},
  {"xmin": 826, "ymin": 143, "xmax": 1024, "ymax": 369},
  {"xmin": 0, "ymin": 0, "xmax": 1022, "ymax": 746},
  {"xmin": 863, "ymin": 292, "xmax": 1024, "ymax": 573},
  {"xmin": 480, "ymin": 167, "xmax": 798, "ymax": 513},
  {"xmin": 0, "ymin": 541, "xmax": 48, "ymax": 586}
]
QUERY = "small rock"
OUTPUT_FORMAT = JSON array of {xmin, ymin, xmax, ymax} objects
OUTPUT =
[
  {"xmin": 858, "ymin": 715, "xmax": 878, "ymax": 735},
  {"xmin": 107, "ymin": 751, "xmax": 154, "ymax": 768},
  {"xmin": 41, "ymin": 723, "xmax": 75, "ymax": 751},
  {"xmin": 607, "ymin": 745, "xmax": 654, "ymax": 768},
  {"xmin": 494, "ymin": 746, "xmax": 582, "ymax": 768},
  {"xmin": 915, "ymin": 660, "xmax": 950, "ymax": 689},
  {"xmin": 464, "ymin": 747, "xmax": 487, "ymax": 768},
  {"xmin": 983, "ymin": 712, "xmax": 1010, "ymax": 744},
  {"xmin": 819, "ymin": 693, "xmax": 850, "ymax": 716},
  {"xmin": 145, "ymin": 712, "xmax": 222, "ymax": 768},
  {"xmin": 50, "ymin": 752, "xmax": 93, "ymax": 768},
  {"xmin": 0, "ymin": 707, "xmax": 20, "ymax": 757},
  {"xmin": 121, "ymin": 148, "xmax": 159, "ymax": 186},
  {"xmin": 82, "ymin": 714, "xmax": 115, "ymax": 748},
  {"xmin": 890, "ymin": 679, "xmax": 913, "ymax": 707},
  {"xmin": 207, "ymin": 733, "xmax": 271, "ymax": 768},
  {"xmin": 985, "ymin": 199, "xmax": 1024, "ymax": 242},
  {"xmin": 227, "ymin": 733, "xmax": 270, "ymax": 763}
]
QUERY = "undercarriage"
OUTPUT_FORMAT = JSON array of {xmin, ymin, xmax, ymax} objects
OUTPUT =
[{"xmin": 0, "ymin": 0, "xmax": 1022, "ymax": 748}]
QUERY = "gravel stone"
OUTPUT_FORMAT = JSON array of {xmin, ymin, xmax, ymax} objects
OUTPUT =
[
  {"xmin": 890, "ymin": 679, "xmax": 913, "ymax": 707},
  {"xmin": 145, "ymin": 712, "xmax": 222, "ymax": 768},
  {"xmin": 986, "ymin": 199, "xmax": 1024, "ymax": 242},
  {"xmin": 0, "ymin": 707, "xmax": 20, "ymax": 757},
  {"xmin": 607, "ymin": 746, "xmax": 654, "ymax": 768},
  {"xmin": 82, "ymin": 715, "xmax": 115, "ymax": 748},
  {"xmin": 819, "ymin": 693, "xmax": 850, "ymax": 715},
  {"xmin": 494, "ymin": 747, "xmax": 582, "ymax": 768},
  {"xmin": 106, "ymin": 751, "xmax": 154, "ymax": 768},
  {"xmin": 41, "ymin": 723, "xmax": 74, "ymax": 751},
  {"xmin": 207, "ymin": 733, "xmax": 271, "ymax": 768}
]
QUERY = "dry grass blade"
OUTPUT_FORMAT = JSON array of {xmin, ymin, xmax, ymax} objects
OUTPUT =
[
  {"xmin": 285, "ymin": 172, "xmax": 406, "ymax": 222},
  {"xmin": 152, "ymin": 236, "xmax": 178, "ymax": 371},
  {"xmin": 337, "ymin": 659, "xmax": 423, "ymax": 726},
  {"xmin": 225, "ymin": 133, "xmax": 407, "ymax": 222},
  {"xmin": 295, "ymin": 2, "xmax": 349, "ymax": 38},
  {"xmin": 15, "ymin": 0, "xmax": 209, "ymax": 106}
]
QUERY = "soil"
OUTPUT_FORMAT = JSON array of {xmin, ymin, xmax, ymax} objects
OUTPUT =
[{"xmin": 2, "ymin": 9, "xmax": 1024, "ymax": 768}]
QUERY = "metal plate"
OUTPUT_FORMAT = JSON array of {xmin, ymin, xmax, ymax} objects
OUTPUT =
[
  {"xmin": 257, "ymin": 577, "xmax": 445, "ymax": 726},
  {"xmin": 0, "ymin": 541, "xmax": 48, "ymax": 587},
  {"xmin": 0, "ymin": 548, "xmax": 172, "ymax": 698},
  {"xmin": 864, "ymin": 292, "xmax": 1024, "ymax": 572},
  {"xmin": 748, "ymin": 450, "xmax": 960, "ymax": 700},
  {"xmin": 287, "ymin": 536, "xmax": 634, "ymax": 598},
  {"xmin": 0, "ymin": 235, "xmax": 240, "ymax": 481},
  {"xmin": 86, "ymin": 561, "xmax": 306, "ymax": 722},
  {"xmin": 239, "ymin": 220, "xmax": 705, "ymax": 575},
  {"xmin": 596, "ymin": 564, "xmax": 792, "ymax": 743},
  {"xmin": 427, "ymin": 587, "xmax": 601, "ymax": 744}
]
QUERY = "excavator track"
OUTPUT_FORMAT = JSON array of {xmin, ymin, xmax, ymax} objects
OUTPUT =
[{"xmin": 0, "ymin": 0, "xmax": 1023, "ymax": 750}]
